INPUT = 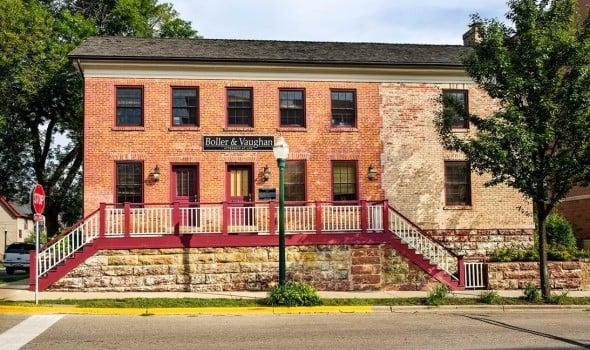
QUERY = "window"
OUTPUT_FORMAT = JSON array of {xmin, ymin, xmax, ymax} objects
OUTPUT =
[
  {"xmin": 116, "ymin": 87, "xmax": 143, "ymax": 126},
  {"xmin": 285, "ymin": 161, "xmax": 306, "ymax": 201},
  {"xmin": 332, "ymin": 161, "xmax": 357, "ymax": 201},
  {"xmin": 116, "ymin": 162, "xmax": 143, "ymax": 204},
  {"xmin": 172, "ymin": 88, "xmax": 199, "ymax": 126},
  {"xmin": 445, "ymin": 161, "xmax": 471, "ymax": 206},
  {"xmin": 443, "ymin": 90, "xmax": 469, "ymax": 129},
  {"xmin": 227, "ymin": 88, "xmax": 253, "ymax": 126},
  {"xmin": 280, "ymin": 89, "xmax": 305, "ymax": 127},
  {"xmin": 331, "ymin": 90, "xmax": 356, "ymax": 127}
]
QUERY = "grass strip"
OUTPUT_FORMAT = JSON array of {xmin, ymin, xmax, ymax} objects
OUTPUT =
[{"xmin": 1, "ymin": 296, "xmax": 590, "ymax": 308}]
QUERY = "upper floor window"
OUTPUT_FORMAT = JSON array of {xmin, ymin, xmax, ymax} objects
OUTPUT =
[
  {"xmin": 116, "ymin": 162, "xmax": 143, "ymax": 204},
  {"xmin": 443, "ymin": 90, "xmax": 469, "ymax": 129},
  {"xmin": 116, "ymin": 87, "xmax": 143, "ymax": 126},
  {"xmin": 172, "ymin": 87, "xmax": 199, "ymax": 126},
  {"xmin": 227, "ymin": 88, "xmax": 253, "ymax": 127},
  {"xmin": 444, "ymin": 161, "xmax": 471, "ymax": 206},
  {"xmin": 280, "ymin": 89, "xmax": 305, "ymax": 127},
  {"xmin": 285, "ymin": 161, "xmax": 306, "ymax": 201},
  {"xmin": 332, "ymin": 161, "xmax": 357, "ymax": 201},
  {"xmin": 331, "ymin": 90, "xmax": 356, "ymax": 127}
]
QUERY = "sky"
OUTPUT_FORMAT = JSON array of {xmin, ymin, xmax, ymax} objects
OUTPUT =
[{"xmin": 169, "ymin": 0, "xmax": 509, "ymax": 44}]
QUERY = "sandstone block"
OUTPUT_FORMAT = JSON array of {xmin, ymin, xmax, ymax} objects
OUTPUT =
[
  {"xmin": 108, "ymin": 255, "xmax": 138, "ymax": 265},
  {"xmin": 138, "ymin": 255, "xmax": 177, "ymax": 265}
]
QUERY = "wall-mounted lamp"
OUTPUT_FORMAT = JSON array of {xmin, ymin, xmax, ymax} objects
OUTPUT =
[
  {"xmin": 367, "ymin": 164, "xmax": 377, "ymax": 180},
  {"xmin": 262, "ymin": 165, "xmax": 271, "ymax": 181},
  {"xmin": 152, "ymin": 165, "xmax": 161, "ymax": 182}
]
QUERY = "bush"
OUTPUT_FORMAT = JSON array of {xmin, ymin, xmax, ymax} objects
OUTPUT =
[
  {"xmin": 479, "ymin": 290, "xmax": 501, "ymax": 304},
  {"xmin": 426, "ymin": 284, "xmax": 449, "ymax": 306},
  {"xmin": 523, "ymin": 283, "xmax": 541, "ymax": 303},
  {"xmin": 546, "ymin": 213, "xmax": 576, "ymax": 248},
  {"xmin": 24, "ymin": 231, "xmax": 47, "ymax": 245},
  {"xmin": 489, "ymin": 246, "xmax": 538, "ymax": 262},
  {"xmin": 547, "ymin": 291, "xmax": 569, "ymax": 305},
  {"xmin": 265, "ymin": 282, "xmax": 321, "ymax": 306}
]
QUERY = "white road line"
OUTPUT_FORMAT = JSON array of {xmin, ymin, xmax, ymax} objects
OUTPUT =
[{"xmin": 0, "ymin": 315, "xmax": 64, "ymax": 350}]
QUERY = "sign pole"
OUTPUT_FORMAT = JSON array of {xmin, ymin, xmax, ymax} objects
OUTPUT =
[{"xmin": 35, "ymin": 219, "xmax": 39, "ymax": 305}]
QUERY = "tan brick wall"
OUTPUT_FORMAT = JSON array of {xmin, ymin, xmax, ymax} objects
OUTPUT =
[
  {"xmin": 488, "ymin": 261, "xmax": 587, "ymax": 290},
  {"xmin": 380, "ymin": 82, "xmax": 534, "ymax": 232},
  {"xmin": 83, "ymin": 78, "xmax": 383, "ymax": 214},
  {"xmin": 49, "ymin": 245, "xmax": 435, "ymax": 292}
]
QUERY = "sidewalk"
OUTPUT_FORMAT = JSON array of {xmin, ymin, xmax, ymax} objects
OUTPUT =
[{"xmin": 2, "ymin": 279, "xmax": 590, "ymax": 301}]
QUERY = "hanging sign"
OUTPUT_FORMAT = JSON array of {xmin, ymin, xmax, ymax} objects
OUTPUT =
[{"xmin": 203, "ymin": 136, "xmax": 274, "ymax": 151}]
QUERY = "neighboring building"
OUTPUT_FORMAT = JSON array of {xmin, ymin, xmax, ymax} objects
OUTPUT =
[
  {"xmin": 0, "ymin": 197, "xmax": 33, "ymax": 259},
  {"xmin": 33, "ymin": 29, "xmax": 534, "ymax": 292},
  {"xmin": 558, "ymin": 186, "xmax": 590, "ymax": 249}
]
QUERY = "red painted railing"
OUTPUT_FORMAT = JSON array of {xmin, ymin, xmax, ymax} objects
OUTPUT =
[{"xmin": 98, "ymin": 200, "xmax": 387, "ymax": 237}]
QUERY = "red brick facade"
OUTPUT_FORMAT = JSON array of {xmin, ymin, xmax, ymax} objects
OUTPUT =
[
  {"xmin": 557, "ymin": 186, "xmax": 590, "ymax": 245},
  {"xmin": 83, "ymin": 78, "xmax": 384, "ymax": 214}
]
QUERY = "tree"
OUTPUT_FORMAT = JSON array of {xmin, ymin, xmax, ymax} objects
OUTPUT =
[
  {"xmin": 435, "ymin": 0, "xmax": 590, "ymax": 299},
  {"xmin": 0, "ymin": 0, "xmax": 198, "ymax": 235}
]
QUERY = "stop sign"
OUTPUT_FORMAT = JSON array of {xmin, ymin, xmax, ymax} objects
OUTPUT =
[{"xmin": 31, "ymin": 184, "xmax": 45, "ymax": 215}]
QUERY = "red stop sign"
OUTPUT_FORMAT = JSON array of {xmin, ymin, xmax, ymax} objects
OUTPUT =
[{"xmin": 31, "ymin": 184, "xmax": 45, "ymax": 215}]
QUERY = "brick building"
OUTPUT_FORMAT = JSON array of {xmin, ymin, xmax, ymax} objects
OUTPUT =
[{"xmin": 32, "ymin": 32, "xmax": 535, "ymax": 292}]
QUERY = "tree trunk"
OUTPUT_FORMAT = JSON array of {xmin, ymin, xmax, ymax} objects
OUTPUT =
[
  {"xmin": 44, "ymin": 200, "xmax": 61, "ymax": 238},
  {"xmin": 536, "ymin": 208, "xmax": 551, "ymax": 299}
]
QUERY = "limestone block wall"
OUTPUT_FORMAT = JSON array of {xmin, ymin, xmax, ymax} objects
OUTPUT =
[
  {"xmin": 49, "ymin": 245, "xmax": 436, "ymax": 292},
  {"xmin": 380, "ymin": 82, "xmax": 535, "ymax": 256},
  {"xmin": 487, "ymin": 261, "xmax": 590, "ymax": 290}
]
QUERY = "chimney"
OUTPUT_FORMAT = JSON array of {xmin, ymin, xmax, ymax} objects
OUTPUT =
[{"xmin": 462, "ymin": 22, "xmax": 482, "ymax": 46}]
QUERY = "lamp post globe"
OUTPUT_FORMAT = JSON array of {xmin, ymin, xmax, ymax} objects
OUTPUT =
[{"xmin": 273, "ymin": 136, "xmax": 289, "ymax": 286}]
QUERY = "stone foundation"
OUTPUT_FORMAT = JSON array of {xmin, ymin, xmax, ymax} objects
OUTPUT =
[
  {"xmin": 487, "ymin": 261, "xmax": 590, "ymax": 290},
  {"xmin": 427, "ymin": 229, "xmax": 534, "ymax": 257},
  {"xmin": 49, "ymin": 245, "xmax": 437, "ymax": 292}
]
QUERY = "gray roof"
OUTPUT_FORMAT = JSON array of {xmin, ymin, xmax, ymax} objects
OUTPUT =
[
  {"xmin": 9, "ymin": 201, "xmax": 32, "ymax": 217},
  {"xmin": 69, "ymin": 37, "xmax": 468, "ymax": 67}
]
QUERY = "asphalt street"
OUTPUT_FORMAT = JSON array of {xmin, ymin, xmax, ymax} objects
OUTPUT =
[{"xmin": 0, "ymin": 310, "xmax": 589, "ymax": 349}]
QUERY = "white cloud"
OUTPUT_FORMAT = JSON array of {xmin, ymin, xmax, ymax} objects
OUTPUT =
[{"xmin": 170, "ymin": 0, "xmax": 508, "ymax": 44}]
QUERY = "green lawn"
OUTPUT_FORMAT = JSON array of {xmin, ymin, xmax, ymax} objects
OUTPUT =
[{"xmin": 1, "ymin": 296, "xmax": 589, "ymax": 308}]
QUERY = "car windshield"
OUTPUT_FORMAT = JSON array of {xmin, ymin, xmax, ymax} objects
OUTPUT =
[{"xmin": 5, "ymin": 244, "xmax": 34, "ymax": 253}]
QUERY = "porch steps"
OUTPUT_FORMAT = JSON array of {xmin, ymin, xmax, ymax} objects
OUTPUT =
[{"xmin": 30, "ymin": 243, "xmax": 98, "ymax": 292}]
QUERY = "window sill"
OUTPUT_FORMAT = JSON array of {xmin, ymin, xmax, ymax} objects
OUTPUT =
[
  {"xmin": 329, "ymin": 127, "xmax": 358, "ymax": 132},
  {"xmin": 451, "ymin": 128, "xmax": 470, "ymax": 133},
  {"xmin": 111, "ymin": 126, "xmax": 145, "ymax": 131},
  {"xmin": 277, "ymin": 127, "xmax": 307, "ymax": 132},
  {"xmin": 223, "ymin": 127, "xmax": 255, "ymax": 132},
  {"xmin": 443, "ymin": 205, "xmax": 472, "ymax": 210},
  {"xmin": 168, "ymin": 126, "xmax": 200, "ymax": 131}
]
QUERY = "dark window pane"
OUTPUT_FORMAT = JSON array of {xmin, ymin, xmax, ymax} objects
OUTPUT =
[
  {"xmin": 116, "ymin": 162, "xmax": 143, "ymax": 203},
  {"xmin": 227, "ymin": 89, "xmax": 253, "ymax": 126},
  {"xmin": 116, "ymin": 88, "xmax": 143, "ymax": 126},
  {"xmin": 172, "ymin": 88, "xmax": 199, "ymax": 126},
  {"xmin": 285, "ymin": 161, "xmax": 305, "ymax": 201},
  {"xmin": 332, "ymin": 161, "xmax": 357, "ymax": 201},
  {"xmin": 175, "ymin": 167, "xmax": 196, "ymax": 197},
  {"xmin": 443, "ymin": 90, "xmax": 469, "ymax": 129},
  {"xmin": 331, "ymin": 90, "xmax": 356, "ymax": 127},
  {"xmin": 444, "ymin": 161, "xmax": 471, "ymax": 205},
  {"xmin": 280, "ymin": 90, "xmax": 305, "ymax": 127}
]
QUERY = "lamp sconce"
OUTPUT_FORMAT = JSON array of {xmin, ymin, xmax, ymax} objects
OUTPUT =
[
  {"xmin": 262, "ymin": 165, "xmax": 271, "ymax": 182},
  {"xmin": 367, "ymin": 164, "xmax": 377, "ymax": 180},
  {"xmin": 152, "ymin": 165, "xmax": 161, "ymax": 182}
]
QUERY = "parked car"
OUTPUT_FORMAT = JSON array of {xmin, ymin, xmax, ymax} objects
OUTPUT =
[{"xmin": 3, "ymin": 243, "xmax": 34, "ymax": 275}]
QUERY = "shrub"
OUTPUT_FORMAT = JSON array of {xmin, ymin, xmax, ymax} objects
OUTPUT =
[
  {"xmin": 547, "ymin": 291, "xmax": 569, "ymax": 305},
  {"xmin": 523, "ymin": 283, "xmax": 541, "ymax": 303},
  {"xmin": 426, "ymin": 284, "xmax": 449, "ymax": 306},
  {"xmin": 265, "ymin": 282, "xmax": 321, "ymax": 306},
  {"xmin": 479, "ymin": 290, "xmax": 501, "ymax": 304},
  {"xmin": 546, "ymin": 213, "xmax": 576, "ymax": 248}
]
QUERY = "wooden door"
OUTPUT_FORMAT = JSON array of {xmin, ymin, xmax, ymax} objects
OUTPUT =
[
  {"xmin": 172, "ymin": 165, "xmax": 199, "ymax": 228},
  {"xmin": 226, "ymin": 165, "xmax": 254, "ymax": 227}
]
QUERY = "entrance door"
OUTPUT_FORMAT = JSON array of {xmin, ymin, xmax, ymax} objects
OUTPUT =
[
  {"xmin": 172, "ymin": 165, "xmax": 199, "ymax": 228},
  {"xmin": 226, "ymin": 164, "xmax": 254, "ymax": 227}
]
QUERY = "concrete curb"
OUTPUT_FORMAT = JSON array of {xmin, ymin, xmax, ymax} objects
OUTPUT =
[
  {"xmin": 0, "ymin": 305, "xmax": 372, "ymax": 316},
  {"xmin": 371, "ymin": 305, "xmax": 590, "ymax": 313}
]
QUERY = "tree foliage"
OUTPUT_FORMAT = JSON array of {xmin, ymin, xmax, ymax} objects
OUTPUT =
[
  {"xmin": 435, "ymin": 0, "xmax": 590, "ymax": 298},
  {"xmin": 0, "ymin": 0, "xmax": 198, "ymax": 235}
]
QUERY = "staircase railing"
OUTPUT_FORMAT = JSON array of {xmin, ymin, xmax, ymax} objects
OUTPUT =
[
  {"xmin": 36, "ymin": 211, "xmax": 100, "ymax": 277},
  {"xmin": 387, "ymin": 205, "xmax": 462, "ymax": 280}
]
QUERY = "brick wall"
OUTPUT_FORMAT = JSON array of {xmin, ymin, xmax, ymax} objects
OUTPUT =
[
  {"xmin": 557, "ymin": 186, "xmax": 590, "ymax": 242},
  {"xmin": 488, "ymin": 261, "xmax": 590, "ymax": 290},
  {"xmin": 380, "ymin": 82, "xmax": 534, "ymax": 255},
  {"xmin": 84, "ymin": 78, "xmax": 383, "ymax": 214}
]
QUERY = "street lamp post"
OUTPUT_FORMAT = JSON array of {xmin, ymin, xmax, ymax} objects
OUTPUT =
[{"xmin": 272, "ymin": 136, "xmax": 289, "ymax": 286}]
